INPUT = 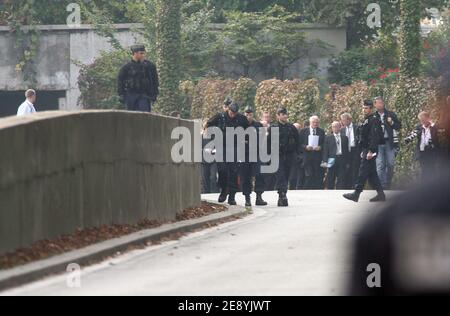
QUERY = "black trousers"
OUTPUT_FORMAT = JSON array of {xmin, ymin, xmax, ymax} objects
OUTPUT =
[
  {"xmin": 241, "ymin": 162, "xmax": 265, "ymax": 196},
  {"xmin": 304, "ymin": 158, "xmax": 324, "ymax": 190},
  {"xmin": 201, "ymin": 162, "xmax": 219, "ymax": 194},
  {"xmin": 289, "ymin": 159, "xmax": 305, "ymax": 190},
  {"xmin": 327, "ymin": 156, "xmax": 347, "ymax": 190},
  {"xmin": 124, "ymin": 93, "xmax": 152, "ymax": 112},
  {"xmin": 276, "ymin": 154, "xmax": 296, "ymax": 194},
  {"xmin": 346, "ymin": 147, "xmax": 361, "ymax": 189},
  {"xmin": 419, "ymin": 150, "xmax": 439, "ymax": 181},
  {"xmin": 217, "ymin": 162, "xmax": 228, "ymax": 191},
  {"xmin": 354, "ymin": 156, "xmax": 383, "ymax": 192},
  {"xmin": 217, "ymin": 162, "xmax": 240, "ymax": 194},
  {"xmin": 264, "ymin": 171, "xmax": 277, "ymax": 192}
]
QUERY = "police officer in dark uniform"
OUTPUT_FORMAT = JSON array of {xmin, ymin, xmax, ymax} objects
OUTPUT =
[
  {"xmin": 207, "ymin": 102, "xmax": 249, "ymax": 205},
  {"xmin": 241, "ymin": 106, "xmax": 268, "ymax": 207},
  {"xmin": 207, "ymin": 97, "xmax": 233, "ymax": 202},
  {"xmin": 118, "ymin": 44, "xmax": 159, "ymax": 112},
  {"xmin": 268, "ymin": 108, "xmax": 300, "ymax": 207},
  {"xmin": 344, "ymin": 100, "xmax": 386, "ymax": 203}
]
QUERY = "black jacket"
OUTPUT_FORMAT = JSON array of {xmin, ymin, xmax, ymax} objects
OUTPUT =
[
  {"xmin": 374, "ymin": 110, "xmax": 402, "ymax": 147},
  {"xmin": 358, "ymin": 114, "xmax": 384, "ymax": 155},
  {"xmin": 118, "ymin": 60, "xmax": 159, "ymax": 101},
  {"xmin": 299, "ymin": 127, "xmax": 326, "ymax": 163},
  {"xmin": 268, "ymin": 122, "xmax": 300, "ymax": 156},
  {"xmin": 207, "ymin": 112, "xmax": 249, "ymax": 153},
  {"xmin": 323, "ymin": 134, "xmax": 350, "ymax": 163}
]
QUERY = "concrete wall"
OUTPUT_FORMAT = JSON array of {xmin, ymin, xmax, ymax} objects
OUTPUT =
[
  {"xmin": 0, "ymin": 111, "xmax": 201, "ymax": 254},
  {"xmin": 214, "ymin": 23, "xmax": 347, "ymax": 81}
]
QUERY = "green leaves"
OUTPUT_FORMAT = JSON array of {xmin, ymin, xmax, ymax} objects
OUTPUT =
[{"xmin": 155, "ymin": 0, "xmax": 183, "ymax": 115}]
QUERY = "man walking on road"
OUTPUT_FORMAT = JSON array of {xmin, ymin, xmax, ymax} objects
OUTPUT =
[{"xmin": 344, "ymin": 100, "xmax": 386, "ymax": 203}]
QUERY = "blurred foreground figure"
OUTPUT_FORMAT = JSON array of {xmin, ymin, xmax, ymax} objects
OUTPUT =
[{"xmin": 349, "ymin": 169, "xmax": 450, "ymax": 296}]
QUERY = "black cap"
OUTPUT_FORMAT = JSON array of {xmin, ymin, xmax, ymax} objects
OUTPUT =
[
  {"xmin": 229, "ymin": 102, "xmax": 239, "ymax": 113},
  {"xmin": 277, "ymin": 107, "xmax": 288, "ymax": 115},
  {"xmin": 131, "ymin": 44, "xmax": 146, "ymax": 53},
  {"xmin": 364, "ymin": 100, "xmax": 374, "ymax": 108},
  {"xmin": 244, "ymin": 106, "xmax": 254, "ymax": 114},
  {"xmin": 224, "ymin": 96, "xmax": 233, "ymax": 107}
]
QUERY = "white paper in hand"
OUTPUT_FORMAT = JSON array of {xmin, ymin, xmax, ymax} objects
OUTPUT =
[{"xmin": 308, "ymin": 135, "xmax": 320, "ymax": 148}]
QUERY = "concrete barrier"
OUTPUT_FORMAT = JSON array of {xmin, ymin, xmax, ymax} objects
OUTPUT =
[{"xmin": 0, "ymin": 111, "xmax": 201, "ymax": 255}]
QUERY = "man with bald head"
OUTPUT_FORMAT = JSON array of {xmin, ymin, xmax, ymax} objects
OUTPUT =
[{"xmin": 299, "ymin": 115, "xmax": 326, "ymax": 189}]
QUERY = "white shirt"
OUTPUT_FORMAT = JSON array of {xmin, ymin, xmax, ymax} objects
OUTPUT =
[
  {"xmin": 420, "ymin": 124, "xmax": 433, "ymax": 152},
  {"xmin": 310, "ymin": 127, "xmax": 317, "ymax": 136},
  {"xmin": 379, "ymin": 112, "xmax": 389, "ymax": 139},
  {"xmin": 17, "ymin": 100, "xmax": 36, "ymax": 116},
  {"xmin": 334, "ymin": 134, "xmax": 342, "ymax": 156},
  {"xmin": 346, "ymin": 123, "xmax": 356, "ymax": 149}
]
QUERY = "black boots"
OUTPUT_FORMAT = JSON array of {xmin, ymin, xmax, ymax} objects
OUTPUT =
[
  {"xmin": 245, "ymin": 195, "xmax": 252, "ymax": 207},
  {"xmin": 255, "ymin": 193, "xmax": 268, "ymax": 206},
  {"xmin": 343, "ymin": 191, "xmax": 362, "ymax": 203},
  {"xmin": 218, "ymin": 189, "xmax": 228, "ymax": 203},
  {"xmin": 370, "ymin": 192, "xmax": 386, "ymax": 202},
  {"xmin": 343, "ymin": 191, "xmax": 386, "ymax": 203},
  {"xmin": 228, "ymin": 193, "xmax": 237, "ymax": 206},
  {"xmin": 278, "ymin": 192, "xmax": 288, "ymax": 207}
]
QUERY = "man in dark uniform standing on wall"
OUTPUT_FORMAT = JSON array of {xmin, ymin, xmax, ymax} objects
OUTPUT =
[
  {"xmin": 118, "ymin": 44, "xmax": 159, "ymax": 112},
  {"xmin": 207, "ymin": 102, "xmax": 249, "ymax": 205},
  {"xmin": 241, "ymin": 106, "xmax": 268, "ymax": 207},
  {"xmin": 344, "ymin": 100, "xmax": 386, "ymax": 203},
  {"xmin": 268, "ymin": 108, "xmax": 300, "ymax": 207}
]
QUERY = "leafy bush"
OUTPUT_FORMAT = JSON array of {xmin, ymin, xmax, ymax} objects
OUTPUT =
[
  {"xmin": 77, "ymin": 49, "xmax": 130, "ymax": 109},
  {"xmin": 190, "ymin": 77, "xmax": 257, "ymax": 120},
  {"xmin": 255, "ymin": 79, "xmax": 321, "ymax": 123}
]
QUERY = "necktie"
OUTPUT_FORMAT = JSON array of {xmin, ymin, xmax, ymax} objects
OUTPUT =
[{"xmin": 313, "ymin": 129, "xmax": 317, "ymax": 136}]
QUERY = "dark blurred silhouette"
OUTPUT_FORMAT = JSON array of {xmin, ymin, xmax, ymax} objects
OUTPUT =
[{"xmin": 349, "ymin": 169, "xmax": 450, "ymax": 296}]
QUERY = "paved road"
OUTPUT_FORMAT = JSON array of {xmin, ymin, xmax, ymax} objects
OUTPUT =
[{"xmin": 2, "ymin": 190, "xmax": 388, "ymax": 296}]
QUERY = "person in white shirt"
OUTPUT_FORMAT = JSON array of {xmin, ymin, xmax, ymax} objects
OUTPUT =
[
  {"xmin": 341, "ymin": 113, "xmax": 360, "ymax": 189},
  {"xmin": 17, "ymin": 89, "xmax": 37, "ymax": 116}
]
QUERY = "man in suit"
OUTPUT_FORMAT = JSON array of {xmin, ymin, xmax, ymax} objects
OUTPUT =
[
  {"xmin": 299, "ymin": 116, "xmax": 326, "ymax": 190},
  {"xmin": 323, "ymin": 121, "xmax": 350, "ymax": 190},
  {"xmin": 289, "ymin": 123, "xmax": 305, "ymax": 190},
  {"xmin": 341, "ymin": 113, "xmax": 360, "ymax": 189},
  {"xmin": 405, "ymin": 111, "xmax": 441, "ymax": 181},
  {"xmin": 373, "ymin": 96, "xmax": 402, "ymax": 189}
]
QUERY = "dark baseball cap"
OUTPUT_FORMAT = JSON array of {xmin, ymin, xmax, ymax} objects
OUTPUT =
[
  {"xmin": 131, "ymin": 44, "xmax": 146, "ymax": 53},
  {"xmin": 244, "ymin": 106, "xmax": 254, "ymax": 113},
  {"xmin": 277, "ymin": 107, "xmax": 288, "ymax": 115},
  {"xmin": 364, "ymin": 100, "xmax": 374, "ymax": 108},
  {"xmin": 224, "ymin": 96, "xmax": 233, "ymax": 107}
]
